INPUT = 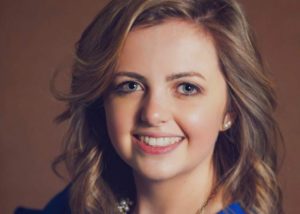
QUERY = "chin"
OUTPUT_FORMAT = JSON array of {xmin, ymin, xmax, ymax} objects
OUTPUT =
[
  {"xmin": 135, "ymin": 170, "xmax": 180, "ymax": 182},
  {"xmin": 131, "ymin": 159, "xmax": 185, "ymax": 182}
]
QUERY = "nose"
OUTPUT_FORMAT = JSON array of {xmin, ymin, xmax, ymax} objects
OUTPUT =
[{"xmin": 139, "ymin": 92, "xmax": 171, "ymax": 126}]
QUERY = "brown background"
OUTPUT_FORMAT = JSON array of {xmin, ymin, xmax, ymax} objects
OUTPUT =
[{"xmin": 0, "ymin": 0, "xmax": 299, "ymax": 213}]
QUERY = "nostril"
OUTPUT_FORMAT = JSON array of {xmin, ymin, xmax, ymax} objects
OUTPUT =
[{"xmin": 139, "ymin": 94, "xmax": 171, "ymax": 126}]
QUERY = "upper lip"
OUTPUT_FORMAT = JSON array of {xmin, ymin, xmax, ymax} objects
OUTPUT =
[{"xmin": 132, "ymin": 131, "xmax": 185, "ymax": 138}]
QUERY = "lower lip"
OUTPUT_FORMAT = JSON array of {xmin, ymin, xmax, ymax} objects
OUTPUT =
[{"xmin": 133, "ymin": 136, "xmax": 183, "ymax": 155}]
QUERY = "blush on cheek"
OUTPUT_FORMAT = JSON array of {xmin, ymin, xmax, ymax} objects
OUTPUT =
[
  {"xmin": 182, "ymin": 110, "xmax": 221, "ymax": 144},
  {"xmin": 104, "ymin": 99, "xmax": 138, "ymax": 156}
]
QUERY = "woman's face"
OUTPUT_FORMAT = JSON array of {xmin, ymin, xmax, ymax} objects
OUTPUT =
[{"xmin": 104, "ymin": 19, "xmax": 231, "ymax": 181}]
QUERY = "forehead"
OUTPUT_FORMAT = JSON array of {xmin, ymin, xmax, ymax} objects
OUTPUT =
[
  {"xmin": 117, "ymin": 19, "xmax": 220, "ymax": 79},
  {"xmin": 125, "ymin": 19, "xmax": 214, "ymax": 52}
]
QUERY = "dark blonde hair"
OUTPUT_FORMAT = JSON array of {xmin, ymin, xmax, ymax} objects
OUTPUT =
[{"xmin": 52, "ymin": 0, "xmax": 283, "ymax": 213}]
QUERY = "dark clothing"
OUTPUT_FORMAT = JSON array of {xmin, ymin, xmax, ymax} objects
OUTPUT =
[
  {"xmin": 15, "ymin": 186, "xmax": 245, "ymax": 214},
  {"xmin": 15, "ymin": 186, "xmax": 71, "ymax": 214}
]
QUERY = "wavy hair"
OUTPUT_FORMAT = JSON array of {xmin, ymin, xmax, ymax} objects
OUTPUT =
[{"xmin": 52, "ymin": 0, "xmax": 283, "ymax": 213}]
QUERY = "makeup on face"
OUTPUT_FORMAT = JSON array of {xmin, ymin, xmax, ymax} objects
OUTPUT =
[{"xmin": 104, "ymin": 19, "xmax": 229, "ymax": 181}]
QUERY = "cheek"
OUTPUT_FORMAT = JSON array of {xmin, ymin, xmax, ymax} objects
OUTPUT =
[
  {"xmin": 105, "ymin": 100, "xmax": 133, "ymax": 135},
  {"xmin": 104, "ymin": 97, "xmax": 140, "ymax": 153},
  {"xmin": 177, "ymin": 99, "xmax": 225, "ymax": 147}
]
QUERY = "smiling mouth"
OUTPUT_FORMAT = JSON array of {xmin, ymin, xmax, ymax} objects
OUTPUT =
[{"xmin": 134, "ymin": 135, "xmax": 184, "ymax": 147}]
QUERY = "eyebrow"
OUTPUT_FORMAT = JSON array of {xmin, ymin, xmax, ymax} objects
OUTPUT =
[
  {"xmin": 114, "ymin": 71, "xmax": 147, "ymax": 83},
  {"xmin": 114, "ymin": 71, "xmax": 206, "ymax": 82},
  {"xmin": 166, "ymin": 71, "xmax": 206, "ymax": 81}
]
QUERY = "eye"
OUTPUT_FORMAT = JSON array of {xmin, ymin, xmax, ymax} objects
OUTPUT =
[
  {"xmin": 177, "ymin": 82, "xmax": 200, "ymax": 96},
  {"xmin": 114, "ymin": 81, "xmax": 143, "ymax": 93}
]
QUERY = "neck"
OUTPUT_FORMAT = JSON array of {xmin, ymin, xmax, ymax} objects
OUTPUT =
[{"xmin": 132, "ymin": 161, "xmax": 222, "ymax": 214}]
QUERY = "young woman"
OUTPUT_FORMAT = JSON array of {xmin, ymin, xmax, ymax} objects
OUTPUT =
[{"xmin": 16, "ymin": 0, "xmax": 283, "ymax": 213}]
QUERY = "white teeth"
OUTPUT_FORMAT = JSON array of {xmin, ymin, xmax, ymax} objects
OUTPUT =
[{"xmin": 139, "ymin": 136, "xmax": 182, "ymax": 147}]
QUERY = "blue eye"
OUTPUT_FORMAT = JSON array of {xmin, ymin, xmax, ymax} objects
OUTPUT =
[
  {"xmin": 177, "ymin": 83, "xmax": 200, "ymax": 95},
  {"xmin": 115, "ymin": 81, "xmax": 143, "ymax": 93}
]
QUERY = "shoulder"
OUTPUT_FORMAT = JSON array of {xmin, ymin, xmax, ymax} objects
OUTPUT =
[
  {"xmin": 218, "ymin": 202, "xmax": 246, "ymax": 214},
  {"xmin": 15, "ymin": 187, "xmax": 245, "ymax": 214},
  {"xmin": 15, "ymin": 186, "xmax": 71, "ymax": 214},
  {"xmin": 42, "ymin": 185, "xmax": 71, "ymax": 214}
]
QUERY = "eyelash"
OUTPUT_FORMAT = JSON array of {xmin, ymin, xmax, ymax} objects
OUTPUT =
[
  {"xmin": 114, "ymin": 81, "xmax": 144, "ymax": 94},
  {"xmin": 176, "ymin": 82, "xmax": 201, "ymax": 96},
  {"xmin": 113, "ymin": 80, "xmax": 202, "ymax": 96}
]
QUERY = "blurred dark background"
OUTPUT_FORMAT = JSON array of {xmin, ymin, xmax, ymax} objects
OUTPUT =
[{"xmin": 0, "ymin": 0, "xmax": 299, "ymax": 213}]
